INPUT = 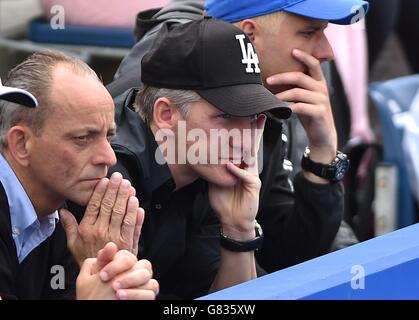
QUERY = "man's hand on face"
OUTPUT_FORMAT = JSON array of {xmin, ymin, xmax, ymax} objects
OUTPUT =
[
  {"xmin": 208, "ymin": 114, "xmax": 266, "ymax": 240},
  {"xmin": 76, "ymin": 242, "xmax": 159, "ymax": 300},
  {"xmin": 60, "ymin": 172, "xmax": 144, "ymax": 266},
  {"xmin": 266, "ymin": 48, "xmax": 338, "ymax": 167}
]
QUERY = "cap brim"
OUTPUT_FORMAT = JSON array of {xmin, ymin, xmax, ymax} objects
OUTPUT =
[
  {"xmin": 196, "ymin": 83, "xmax": 292, "ymax": 119},
  {"xmin": 284, "ymin": 0, "xmax": 369, "ymax": 25},
  {"xmin": 0, "ymin": 86, "xmax": 38, "ymax": 108}
]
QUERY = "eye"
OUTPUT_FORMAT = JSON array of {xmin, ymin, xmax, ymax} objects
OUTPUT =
[
  {"xmin": 300, "ymin": 30, "xmax": 316, "ymax": 38},
  {"xmin": 217, "ymin": 113, "xmax": 233, "ymax": 120},
  {"xmin": 106, "ymin": 133, "xmax": 115, "ymax": 142},
  {"xmin": 249, "ymin": 114, "xmax": 258, "ymax": 123},
  {"xmin": 73, "ymin": 135, "xmax": 90, "ymax": 146}
]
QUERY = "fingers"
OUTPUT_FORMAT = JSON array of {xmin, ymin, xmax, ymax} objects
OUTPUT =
[
  {"xmin": 82, "ymin": 178, "xmax": 109, "ymax": 226},
  {"xmin": 116, "ymin": 285, "xmax": 158, "ymax": 300},
  {"xmin": 225, "ymin": 161, "xmax": 261, "ymax": 187},
  {"xmin": 118, "ymin": 196, "xmax": 140, "ymax": 251},
  {"xmin": 292, "ymin": 48, "xmax": 325, "ymax": 81},
  {"xmin": 91, "ymin": 242, "xmax": 118, "ymax": 275},
  {"xmin": 99, "ymin": 250, "xmax": 137, "ymax": 282},
  {"xmin": 268, "ymin": 71, "xmax": 320, "ymax": 92},
  {"xmin": 266, "ymin": 49, "xmax": 326, "ymax": 91},
  {"xmin": 290, "ymin": 102, "xmax": 328, "ymax": 118},
  {"xmin": 277, "ymin": 88, "xmax": 323, "ymax": 105},
  {"xmin": 129, "ymin": 186, "xmax": 136, "ymax": 197},
  {"xmin": 95, "ymin": 173, "xmax": 123, "ymax": 230},
  {"xmin": 241, "ymin": 114, "xmax": 266, "ymax": 173},
  {"xmin": 108, "ymin": 179, "xmax": 132, "ymax": 240},
  {"xmin": 253, "ymin": 113, "xmax": 266, "ymax": 155},
  {"xmin": 132, "ymin": 208, "xmax": 144, "ymax": 256},
  {"xmin": 112, "ymin": 268, "xmax": 152, "ymax": 292}
]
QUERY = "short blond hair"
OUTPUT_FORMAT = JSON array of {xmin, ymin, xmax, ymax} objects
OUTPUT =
[{"xmin": 233, "ymin": 10, "xmax": 289, "ymax": 30}]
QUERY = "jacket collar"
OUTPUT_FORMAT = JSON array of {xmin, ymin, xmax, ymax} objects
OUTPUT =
[{"xmin": 112, "ymin": 88, "xmax": 174, "ymax": 195}]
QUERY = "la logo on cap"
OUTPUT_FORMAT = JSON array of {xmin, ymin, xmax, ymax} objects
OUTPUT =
[{"xmin": 235, "ymin": 34, "xmax": 260, "ymax": 74}]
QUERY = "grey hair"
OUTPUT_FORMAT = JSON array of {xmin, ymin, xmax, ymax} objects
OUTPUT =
[
  {"xmin": 0, "ymin": 50, "xmax": 100, "ymax": 153},
  {"xmin": 134, "ymin": 85, "xmax": 203, "ymax": 124}
]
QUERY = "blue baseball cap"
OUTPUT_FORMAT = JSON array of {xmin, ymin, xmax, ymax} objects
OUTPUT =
[{"xmin": 205, "ymin": 0, "xmax": 369, "ymax": 25}]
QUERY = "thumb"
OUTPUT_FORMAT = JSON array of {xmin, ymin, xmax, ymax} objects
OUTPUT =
[
  {"xmin": 60, "ymin": 208, "xmax": 79, "ymax": 247},
  {"xmin": 78, "ymin": 258, "xmax": 96, "ymax": 279},
  {"xmin": 76, "ymin": 257, "xmax": 96, "ymax": 299},
  {"xmin": 91, "ymin": 242, "xmax": 118, "ymax": 276}
]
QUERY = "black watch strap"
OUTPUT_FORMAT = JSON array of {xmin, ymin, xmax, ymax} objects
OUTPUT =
[
  {"xmin": 220, "ymin": 221, "xmax": 263, "ymax": 252},
  {"xmin": 301, "ymin": 147, "xmax": 349, "ymax": 182}
]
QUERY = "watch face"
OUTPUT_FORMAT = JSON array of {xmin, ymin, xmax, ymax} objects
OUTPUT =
[{"xmin": 335, "ymin": 159, "xmax": 350, "ymax": 180}]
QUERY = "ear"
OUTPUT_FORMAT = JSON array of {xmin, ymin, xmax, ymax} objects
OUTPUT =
[
  {"xmin": 152, "ymin": 97, "xmax": 180, "ymax": 130},
  {"xmin": 238, "ymin": 19, "xmax": 259, "ymax": 42},
  {"xmin": 6, "ymin": 126, "xmax": 34, "ymax": 167}
]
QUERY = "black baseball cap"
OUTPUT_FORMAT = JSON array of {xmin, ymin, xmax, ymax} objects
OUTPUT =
[
  {"xmin": 0, "ymin": 78, "xmax": 38, "ymax": 108},
  {"xmin": 141, "ymin": 17, "xmax": 291, "ymax": 119}
]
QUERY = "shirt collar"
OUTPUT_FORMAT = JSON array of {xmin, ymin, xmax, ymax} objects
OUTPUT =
[{"xmin": 0, "ymin": 154, "xmax": 59, "ymax": 237}]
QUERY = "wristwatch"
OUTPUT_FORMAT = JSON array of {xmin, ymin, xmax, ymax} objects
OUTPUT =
[
  {"xmin": 301, "ymin": 147, "xmax": 349, "ymax": 182},
  {"xmin": 220, "ymin": 221, "xmax": 263, "ymax": 252}
]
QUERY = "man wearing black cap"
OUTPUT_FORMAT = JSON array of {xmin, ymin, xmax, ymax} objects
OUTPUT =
[
  {"xmin": 100, "ymin": 18, "xmax": 291, "ymax": 298},
  {"xmin": 106, "ymin": 0, "xmax": 367, "ymax": 275},
  {"xmin": 0, "ymin": 54, "xmax": 159, "ymax": 300}
]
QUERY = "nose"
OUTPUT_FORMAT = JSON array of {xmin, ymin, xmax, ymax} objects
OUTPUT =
[
  {"xmin": 92, "ymin": 138, "xmax": 117, "ymax": 168},
  {"xmin": 313, "ymin": 34, "xmax": 335, "ymax": 62}
]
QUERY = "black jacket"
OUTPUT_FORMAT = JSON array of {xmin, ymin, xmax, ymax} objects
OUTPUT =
[
  {"xmin": 0, "ymin": 182, "xmax": 78, "ymax": 300},
  {"xmin": 105, "ymin": 89, "xmax": 343, "ymax": 299}
]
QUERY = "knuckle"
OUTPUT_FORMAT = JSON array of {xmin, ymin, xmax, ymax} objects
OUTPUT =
[
  {"xmin": 101, "ymin": 199, "xmax": 115, "ymax": 212},
  {"xmin": 78, "ymin": 226, "xmax": 89, "ymax": 240},
  {"xmin": 295, "ymin": 73, "xmax": 304, "ymax": 83},
  {"xmin": 112, "ymin": 206, "xmax": 126, "ymax": 216},
  {"xmin": 138, "ymin": 259, "xmax": 152, "ymax": 273},
  {"xmin": 94, "ymin": 229, "xmax": 107, "ymax": 240},
  {"xmin": 139, "ymin": 268, "xmax": 152, "ymax": 281},
  {"xmin": 318, "ymin": 105, "xmax": 327, "ymax": 114},
  {"xmin": 117, "ymin": 249, "xmax": 137, "ymax": 262},
  {"xmin": 120, "ymin": 254, "xmax": 137, "ymax": 267},
  {"xmin": 118, "ymin": 237, "xmax": 131, "ymax": 250},
  {"xmin": 86, "ymin": 201, "xmax": 100, "ymax": 213},
  {"xmin": 122, "ymin": 216, "xmax": 136, "ymax": 229}
]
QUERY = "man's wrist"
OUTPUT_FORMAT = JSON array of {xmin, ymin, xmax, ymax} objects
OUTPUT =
[
  {"xmin": 220, "ymin": 221, "xmax": 263, "ymax": 252},
  {"xmin": 306, "ymin": 145, "xmax": 337, "ymax": 164},
  {"xmin": 302, "ymin": 146, "xmax": 349, "ymax": 183},
  {"xmin": 220, "ymin": 223, "xmax": 256, "ymax": 241}
]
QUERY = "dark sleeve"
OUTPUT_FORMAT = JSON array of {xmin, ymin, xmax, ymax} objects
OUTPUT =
[
  {"xmin": 0, "ymin": 236, "xmax": 18, "ymax": 300},
  {"xmin": 165, "ymin": 221, "xmax": 219, "ymax": 298},
  {"xmin": 256, "ymin": 126, "xmax": 343, "ymax": 272},
  {"xmin": 41, "ymin": 223, "xmax": 78, "ymax": 300}
]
